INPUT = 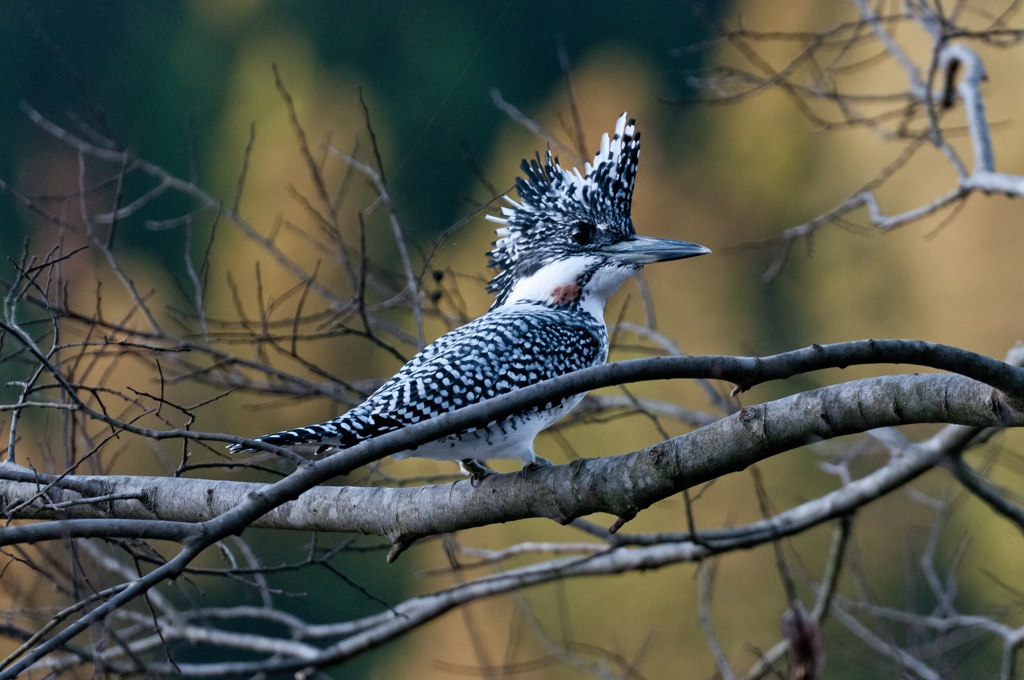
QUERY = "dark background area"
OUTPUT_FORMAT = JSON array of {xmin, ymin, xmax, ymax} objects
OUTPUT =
[{"xmin": 0, "ymin": 2, "xmax": 720, "ymax": 261}]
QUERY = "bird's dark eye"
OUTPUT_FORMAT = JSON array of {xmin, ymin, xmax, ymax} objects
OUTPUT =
[{"xmin": 570, "ymin": 221, "xmax": 597, "ymax": 245}]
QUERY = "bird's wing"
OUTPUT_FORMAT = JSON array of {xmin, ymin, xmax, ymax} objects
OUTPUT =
[{"xmin": 229, "ymin": 305, "xmax": 605, "ymax": 452}]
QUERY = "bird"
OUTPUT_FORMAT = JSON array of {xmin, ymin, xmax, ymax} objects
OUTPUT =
[{"xmin": 229, "ymin": 113, "xmax": 710, "ymax": 481}]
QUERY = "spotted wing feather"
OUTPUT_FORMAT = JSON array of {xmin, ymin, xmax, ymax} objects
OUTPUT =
[{"xmin": 229, "ymin": 304, "xmax": 606, "ymax": 456}]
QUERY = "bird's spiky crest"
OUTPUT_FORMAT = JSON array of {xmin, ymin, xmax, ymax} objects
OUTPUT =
[{"xmin": 486, "ymin": 113, "xmax": 640, "ymax": 306}]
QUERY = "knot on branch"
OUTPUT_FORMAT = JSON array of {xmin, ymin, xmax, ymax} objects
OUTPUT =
[
  {"xmin": 988, "ymin": 388, "xmax": 1024, "ymax": 424},
  {"xmin": 738, "ymin": 405, "xmax": 767, "ymax": 442}
]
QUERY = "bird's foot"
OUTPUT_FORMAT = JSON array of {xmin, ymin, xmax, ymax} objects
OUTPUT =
[
  {"xmin": 521, "ymin": 456, "xmax": 553, "ymax": 475},
  {"xmin": 459, "ymin": 459, "xmax": 495, "ymax": 487}
]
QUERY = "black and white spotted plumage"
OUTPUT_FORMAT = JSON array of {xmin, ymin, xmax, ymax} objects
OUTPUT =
[
  {"xmin": 230, "ymin": 113, "xmax": 709, "ymax": 474},
  {"xmin": 237, "ymin": 303, "xmax": 605, "ymax": 465}
]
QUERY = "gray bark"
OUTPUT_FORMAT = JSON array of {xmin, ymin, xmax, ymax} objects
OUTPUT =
[{"xmin": 3, "ymin": 373, "xmax": 1018, "ymax": 550}]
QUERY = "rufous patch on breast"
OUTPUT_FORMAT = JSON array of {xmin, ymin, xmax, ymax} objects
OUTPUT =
[{"xmin": 551, "ymin": 283, "xmax": 582, "ymax": 304}]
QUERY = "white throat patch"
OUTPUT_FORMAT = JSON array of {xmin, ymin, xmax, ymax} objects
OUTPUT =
[{"xmin": 501, "ymin": 255, "xmax": 638, "ymax": 318}]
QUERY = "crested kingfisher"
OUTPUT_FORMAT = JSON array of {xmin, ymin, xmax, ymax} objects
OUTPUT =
[{"xmin": 230, "ymin": 113, "xmax": 709, "ymax": 480}]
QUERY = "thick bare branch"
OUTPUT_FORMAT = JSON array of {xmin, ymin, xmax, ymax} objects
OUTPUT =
[{"xmin": 2, "ymin": 373, "xmax": 1019, "ymax": 545}]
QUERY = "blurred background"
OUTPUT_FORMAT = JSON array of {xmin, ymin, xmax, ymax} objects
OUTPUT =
[{"xmin": 1, "ymin": 1, "xmax": 1023, "ymax": 678}]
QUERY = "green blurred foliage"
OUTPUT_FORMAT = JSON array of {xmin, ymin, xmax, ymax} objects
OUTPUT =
[{"xmin": 0, "ymin": 1, "xmax": 718, "ymax": 260}]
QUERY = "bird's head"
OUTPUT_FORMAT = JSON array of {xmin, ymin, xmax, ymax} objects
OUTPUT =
[{"xmin": 486, "ymin": 113, "xmax": 709, "ymax": 311}]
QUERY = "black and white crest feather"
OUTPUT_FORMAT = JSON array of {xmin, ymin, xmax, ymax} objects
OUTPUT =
[{"xmin": 486, "ymin": 113, "xmax": 640, "ymax": 307}]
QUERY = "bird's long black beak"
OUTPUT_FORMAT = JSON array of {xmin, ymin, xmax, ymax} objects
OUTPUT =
[{"xmin": 602, "ymin": 236, "xmax": 711, "ymax": 264}]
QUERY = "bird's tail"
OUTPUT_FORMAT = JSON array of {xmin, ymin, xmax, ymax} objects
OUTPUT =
[{"xmin": 227, "ymin": 422, "xmax": 340, "ymax": 454}]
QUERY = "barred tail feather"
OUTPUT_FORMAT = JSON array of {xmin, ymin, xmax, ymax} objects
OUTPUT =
[{"xmin": 227, "ymin": 422, "xmax": 340, "ymax": 454}]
